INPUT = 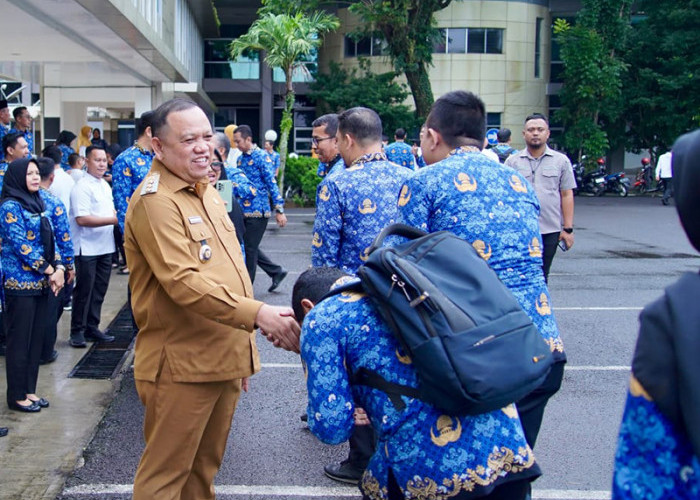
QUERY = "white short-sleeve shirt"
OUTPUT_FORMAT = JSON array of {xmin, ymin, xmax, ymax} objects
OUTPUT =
[{"xmin": 70, "ymin": 174, "xmax": 116, "ymax": 257}]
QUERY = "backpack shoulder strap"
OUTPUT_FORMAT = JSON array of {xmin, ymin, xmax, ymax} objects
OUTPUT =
[{"xmin": 350, "ymin": 367, "xmax": 421, "ymax": 411}]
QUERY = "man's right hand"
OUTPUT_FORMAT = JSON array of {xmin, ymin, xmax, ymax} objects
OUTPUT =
[{"xmin": 255, "ymin": 304, "xmax": 300, "ymax": 353}]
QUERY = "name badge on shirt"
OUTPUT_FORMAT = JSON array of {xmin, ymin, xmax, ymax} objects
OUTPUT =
[{"xmin": 188, "ymin": 216, "xmax": 203, "ymax": 224}]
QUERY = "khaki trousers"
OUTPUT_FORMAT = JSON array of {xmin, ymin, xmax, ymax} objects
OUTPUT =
[{"xmin": 133, "ymin": 357, "xmax": 242, "ymax": 500}]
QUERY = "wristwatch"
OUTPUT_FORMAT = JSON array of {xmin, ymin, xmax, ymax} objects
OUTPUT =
[
  {"xmin": 562, "ymin": 227, "xmax": 574, "ymax": 234},
  {"xmin": 275, "ymin": 207, "xmax": 285, "ymax": 214}
]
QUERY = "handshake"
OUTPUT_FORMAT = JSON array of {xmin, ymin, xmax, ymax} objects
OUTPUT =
[{"xmin": 255, "ymin": 304, "xmax": 301, "ymax": 353}]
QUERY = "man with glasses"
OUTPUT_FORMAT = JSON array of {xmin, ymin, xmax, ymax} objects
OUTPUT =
[
  {"xmin": 9, "ymin": 106, "xmax": 33, "ymax": 157},
  {"xmin": 313, "ymin": 115, "xmax": 345, "ymax": 179}
]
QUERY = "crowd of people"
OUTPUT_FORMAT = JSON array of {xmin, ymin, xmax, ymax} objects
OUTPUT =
[{"xmin": 0, "ymin": 92, "xmax": 696, "ymax": 500}]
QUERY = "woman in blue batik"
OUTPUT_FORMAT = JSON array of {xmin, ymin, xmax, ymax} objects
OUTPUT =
[
  {"xmin": 1, "ymin": 158, "xmax": 64, "ymax": 413},
  {"xmin": 612, "ymin": 129, "xmax": 700, "ymax": 499},
  {"xmin": 55, "ymin": 130, "xmax": 77, "ymax": 172}
]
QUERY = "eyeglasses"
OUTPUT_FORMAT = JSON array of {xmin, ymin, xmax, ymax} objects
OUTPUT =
[
  {"xmin": 311, "ymin": 136, "xmax": 335, "ymax": 147},
  {"xmin": 210, "ymin": 162, "xmax": 224, "ymax": 171}
]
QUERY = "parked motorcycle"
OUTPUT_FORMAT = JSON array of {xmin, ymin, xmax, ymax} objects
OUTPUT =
[
  {"xmin": 632, "ymin": 158, "xmax": 663, "ymax": 194},
  {"xmin": 573, "ymin": 160, "xmax": 607, "ymax": 196},
  {"xmin": 597, "ymin": 158, "xmax": 630, "ymax": 197}
]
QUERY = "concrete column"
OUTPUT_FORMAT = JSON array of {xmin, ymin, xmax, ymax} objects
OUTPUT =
[
  {"xmin": 134, "ymin": 87, "xmax": 153, "ymax": 116},
  {"xmin": 60, "ymin": 102, "xmax": 89, "ymax": 140}
]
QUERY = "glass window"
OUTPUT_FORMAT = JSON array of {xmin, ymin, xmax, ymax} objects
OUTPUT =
[
  {"xmin": 535, "ymin": 19, "xmax": 543, "ymax": 77},
  {"xmin": 468, "ymin": 29, "xmax": 486, "ymax": 54},
  {"xmin": 433, "ymin": 28, "xmax": 447, "ymax": 53},
  {"xmin": 486, "ymin": 113, "xmax": 501, "ymax": 129},
  {"xmin": 205, "ymin": 40, "xmax": 234, "ymax": 62},
  {"xmin": 486, "ymin": 29, "xmax": 503, "ymax": 54},
  {"xmin": 372, "ymin": 35, "xmax": 389, "ymax": 56},
  {"xmin": 447, "ymin": 28, "xmax": 466, "ymax": 54},
  {"xmin": 294, "ymin": 110, "xmax": 316, "ymax": 128},
  {"xmin": 345, "ymin": 36, "xmax": 356, "ymax": 57},
  {"xmin": 356, "ymin": 37, "xmax": 371, "ymax": 56}
]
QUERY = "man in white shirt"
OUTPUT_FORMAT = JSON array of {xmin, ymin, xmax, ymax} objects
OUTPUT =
[
  {"xmin": 655, "ymin": 151, "xmax": 673, "ymax": 206},
  {"xmin": 42, "ymin": 146, "xmax": 75, "ymax": 212},
  {"xmin": 69, "ymin": 146, "xmax": 118, "ymax": 347}
]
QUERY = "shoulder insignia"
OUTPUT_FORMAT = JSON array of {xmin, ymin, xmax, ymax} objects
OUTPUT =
[
  {"xmin": 140, "ymin": 172, "xmax": 160, "ymax": 195},
  {"xmin": 136, "ymin": 158, "xmax": 146, "ymax": 166}
]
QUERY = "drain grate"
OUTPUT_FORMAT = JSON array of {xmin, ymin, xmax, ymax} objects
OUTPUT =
[{"xmin": 69, "ymin": 303, "xmax": 136, "ymax": 379}]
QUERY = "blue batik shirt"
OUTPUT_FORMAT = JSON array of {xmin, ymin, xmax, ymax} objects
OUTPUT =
[
  {"xmin": 225, "ymin": 165, "xmax": 257, "ymax": 204},
  {"xmin": 317, "ymin": 156, "xmax": 345, "ymax": 178},
  {"xmin": 111, "ymin": 144, "xmax": 154, "ymax": 232},
  {"xmin": 0, "ymin": 123, "xmax": 9, "ymax": 161},
  {"xmin": 415, "ymin": 153, "xmax": 427, "ymax": 169},
  {"xmin": 237, "ymin": 146, "xmax": 284, "ymax": 218},
  {"xmin": 384, "ymin": 141, "xmax": 416, "ymax": 170},
  {"xmin": 0, "ymin": 200, "xmax": 60, "ymax": 294},
  {"xmin": 396, "ymin": 146, "xmax": 565, "ymax": 361},
  {"xmin": 9, "ymin": 127, "xmax": 33, "ymax": 157},
  {"xmin": 302, "ymin": 289, "xmax": 541, "ymax": 500},
  {"xmin": 311, "ymin": 152, "xmax": 413, "ymax": 274},
  {"xmin": 39, "ymin": 189, "xmax": 74, "ymax": 270},
  {"xmin": 58, "ymin": 144, "xmax": 75, "ymax": 171},
  {"xmin": 0, "ymin": 161, "xmax": 7, "ymax": 193},
  {"xmin": 265, "ymin": 149, "xmax": 280, "ymax": 177},
  {"xmin": 613, "ymin": 376, "xmax": 700, "ymax": 499}
]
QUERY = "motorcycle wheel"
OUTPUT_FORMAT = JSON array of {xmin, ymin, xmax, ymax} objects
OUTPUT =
[
  {"xmin": 618, "ymin": 184, "xmax": 628, "ymax": 197},
  {"xmin": 594, "ymin": 185, "xmax": 606, "ymax": 197}
]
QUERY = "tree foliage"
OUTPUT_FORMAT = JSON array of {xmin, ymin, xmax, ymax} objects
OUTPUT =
[
  {"xmin": 230, "ymin": 11, "xmax": 339, "ymax": 192},
  {"xmin": 309, "ymin": 59, "xmax": 420, "ymax": 136},
  {"xmin": 621, "ymin": 0, "xmax": 700, "ymax": 160},
  {"xmin": 553, "ymin": 0, "xmax": 631, "ymax": 167},
  {"xmin": 260, "ymin": 0, "xmax": 450, "ymax": 121}
]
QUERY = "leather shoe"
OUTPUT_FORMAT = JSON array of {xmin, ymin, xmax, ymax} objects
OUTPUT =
[
  {"xmin": 69, "ymin": 336, "xmax": 87, "ymax": 348},
  {"xmin": 9, "ymin": 401, "xmax": 41, "ymax": 413},
  {"xmin": 28, "ymin": 397, "xmax": 49, "ymax": 408},
  {"xmin": 268, "ymin": 269, "xmax": 288, "ymax": 292},
  {"xmin": 40, "ymin": 350, "xmax": 59, "ymax": 365},
  {"xmin": 0, "ymin": 427, "xmax": 7, "ymax": 437},
  {"xmin": 85, "ymin": 330, "xmax": 115, "ymax": 343},
  {"xmin": 323, "ymin": 460, "xmax": 364, "ymax": 484}
]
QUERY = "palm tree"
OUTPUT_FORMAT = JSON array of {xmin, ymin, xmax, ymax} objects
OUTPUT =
[{"xmin": 230, "ymin": 12, "xmax": 339, "ymax": 193}]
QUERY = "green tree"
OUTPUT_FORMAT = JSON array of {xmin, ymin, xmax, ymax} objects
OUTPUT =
[
  {"xmin": 230, "ymin": 11, "xmax": 339, "ymax": 192},
  {"xmin": 553, "ymin": 0, "xmax": 631, "ymax": 167},
  {"xmin": 309, "ymin": 59, "xmax": 420, "ymax": 135},
  {"xmin": 621, "ymin": 0, "xmax": 700, "ymax": 161},
  {"xmin": 260, "ymin": 0, "xmax": 450, "ymax": 120}
]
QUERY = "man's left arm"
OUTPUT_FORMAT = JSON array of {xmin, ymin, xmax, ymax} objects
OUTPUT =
[{"xmin": 257, "ymin": 152, "xmax": 286, "ymax": 227}]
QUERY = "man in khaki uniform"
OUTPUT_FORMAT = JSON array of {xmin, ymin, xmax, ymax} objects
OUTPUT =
[{"xmin": 124, "ymin": 98, "xmax": 299, "ymax": 500}]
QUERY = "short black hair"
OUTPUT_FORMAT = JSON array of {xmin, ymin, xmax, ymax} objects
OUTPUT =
[
  {"xmin": 525, "ymin": 113, "xmax": 548, "ymax": 125},
  {"xmin": 292, "ymin": 267, "xmax": 350, "ymax": 323},
  {"xmin": 425, "ymin": 91, "xmax": 486, "ymax": 148},
  {"xmin": 136, "ymin": 110, "xmax": 155, "ymax": 137},
  {"xmin": 56, "ymin": 130, "xmax": 76, "ymax": 147},
  {"xmin": 395, "ymin": 128, "xmax": 406, "ymax": 139},
  {"xmin": 85, "ymin": 145, "xmax": 104, "ymax": 158},
  {"xmin": 151, "ymin": 98, "xmax": 199, "ymax": 139},
  {"xmin": 12, "ymin": 106, "xmax": 27, "ymax": 121},
  {"xmin": 107, "ymin": 143, "xmax": 124, "ymax": 160},
  {"xmin": 337, "ymin": 107, "xmax": 383, "ymax": 145},
  {"xmin": 235, "ymin": 124, "xmax": 253, "ymax": 140},
  {"xmin": 497, "ymin": 128, "xmax": 511, "ymax": 143},
  {"xmin": 2, "ymin": 132, "xmax": 23, "ymax": 156},
  {"xmin": 312, "ymin": 114, "xmax": 339, "ymax": 137},
  {"xmin": 36, "ymin": 157, "xmax": 55, "ymax": 181},
  {"xmin": 42, "ymin": 145, "xmax": 62, "ymax": 165},
  {"xmin": 68, "ymin": 153, "xmax": 82, "ymax": 167}
]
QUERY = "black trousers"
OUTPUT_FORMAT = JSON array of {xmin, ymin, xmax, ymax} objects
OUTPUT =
[
  {"xmin": 516, "ymin": 360, "xmax": 565, "ymax": 449},
  {"xmin": 661, "ymin": 177, "xmax": 673, "ymax": 203},
  {"xmin": 41, "ymin": 287, "xmax": 66, "ymax": 360},
  {"xmin": 541, "ymin": 232, "xmax": 561, "ymax": 283},
  {"xmin": 71, "ymin": 254, "xmax": 112, "ymax": 338},
  {"xmin": 5, "ymin": 293, "xmax": 48, "ymax": 405},
  {"xmin": 243, "ymin": 217, "xmax": 282, "ymax": 283},
  {"xmin": 348, "ymin": 424, "xmax": 376, "ymax": 469}
]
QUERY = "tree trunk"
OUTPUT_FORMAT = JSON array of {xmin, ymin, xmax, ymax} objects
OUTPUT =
[
  {"xmin": 404, "ymin": 64, "xmax": 435, "ymax": 121},
  {"xmin": 277, "ymin": 68, "xmax": 295, "ymax": 193}
]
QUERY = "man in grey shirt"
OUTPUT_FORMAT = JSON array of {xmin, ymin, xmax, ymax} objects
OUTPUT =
[{"xmin": 506, "ymin": 113, "xmax": 576, "ymax": 281}]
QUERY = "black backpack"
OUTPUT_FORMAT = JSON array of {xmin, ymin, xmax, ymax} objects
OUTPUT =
[
  {"xmin": 328, "ymin": 224, "xmax": 554, "ymax": 415},
  {"xmin": 496, "ymin": 145, "xmax": 516, "ymax": 163}
]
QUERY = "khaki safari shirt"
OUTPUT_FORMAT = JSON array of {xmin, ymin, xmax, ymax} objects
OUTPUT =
[
  {"xmin": 124, "ymin": 160, "xmax": 262, "ymax": 383},
  {"xmin": 505, "ymin": 145, "xmax": 576, "ymax": 235}
]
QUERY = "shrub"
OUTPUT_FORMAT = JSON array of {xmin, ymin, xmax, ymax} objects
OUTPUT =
[{"xmin": 283, "ymin": 155, "xmax": 321, "ymax": 207}]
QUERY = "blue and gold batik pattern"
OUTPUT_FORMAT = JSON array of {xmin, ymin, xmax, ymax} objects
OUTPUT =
[
  {"xmin": 384, "ymin": 142, "xmax": 416, "ymax": 170},
  {"xmin": 237, "ymin": 146, "xmax": 284, "ymax": 218},
  {"xmin": 39, "ymin": 189, "xmax": 74, "ymax": 270},
  {"xmin": 311, "ymin": 152, "xmax": 412, "ymax": 274},
  {"xmin": 397, "ymin": 147, "xmax": 565, "ymax": 361},
  {"xmin": 265, "ymin": 149, "xmax": 280, "ymax": 177},
  {"xmin": 317, "ymin": 155, "xmax": 345, "ymax": 179},
  {"xmin": 0, "ymin": 200, "xmax": 60, "ymax": 294},
  {"xmin": 0, "ymin": 123, "xmax": 9, "ymax": 161},
  {"xmin": 9, "ymin": 128, "xmax": 33, "ymax": 157},
  {"xmin": 613, "ymin": 376, "xmax": 700, "ymax": 499},
  {"xmin": 0, "ymin": 161, "xmax": 7, "ymax": 193},
  {"xmin": 111, "ymin": 144, "xmax": 154, "ymax": 232},
  {"xmin": 58, "ymin": 143, "xmax": 75, "ymax": 171},
  {"xmin": 226, "ymin": 165, "xmax": 256, "ymax": 205},
  {"xmin": 302, "ymin": 291, "xmax": 541, "ymax": 500}
]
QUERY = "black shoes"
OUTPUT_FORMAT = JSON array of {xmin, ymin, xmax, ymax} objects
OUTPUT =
[
  {"xmin": 0, "ymin": 427, "xmax": 7, "ymax": 437},
  {"xmin": 9, "ymin": 401, "xmax": 41, "ymax": 413},
  {"xmin": 323, "ymin": 460, "xmax": 364, "ymax": 485},
  {"xmin": 28, "ymin": 398, "xmax": 49, "ymax": 408},
  {"xmin": 40, "ymin": 350, "xmax": 59, "ymax": 365},
  {"xmin": 69, "ymin": 336, "xmax": 87, "ymax": 348},
  {"xmin": 85, "ymin": 330, "xmax": 115, "ymax": 343},
  {"xmin": 268, "ymin": 269, "xmax": 288, "ymax": 292}
]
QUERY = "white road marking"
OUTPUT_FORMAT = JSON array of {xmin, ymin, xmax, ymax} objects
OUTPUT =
[
  {"xmin": 554, "ymin": 307, "xmax": 642, "ymax": 311},
  {"xmin": 63, "ymin": 484, "xmax": 612, "ymax": 499},
  {"xmin": 261, "ymin": 363, "xmax": 631, "ymax": 371}
]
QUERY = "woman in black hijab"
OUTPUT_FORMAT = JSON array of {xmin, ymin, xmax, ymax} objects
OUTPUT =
[
  {"xmin": 0, "ymin": 158, "xmax": 64, "ymax": 413},
  {"xmin": 612, "ymin": 129, "xmax": 700, "ymax": 498}
]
